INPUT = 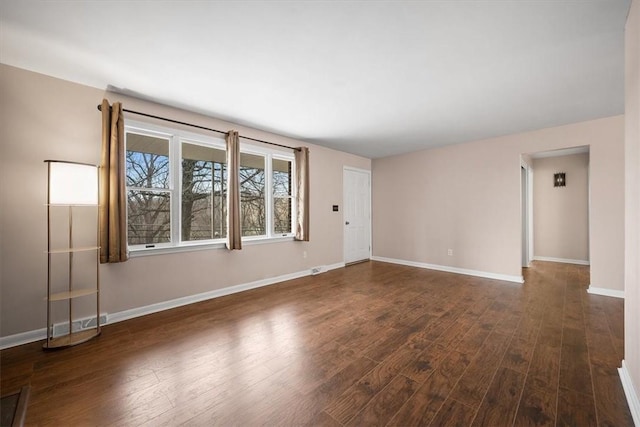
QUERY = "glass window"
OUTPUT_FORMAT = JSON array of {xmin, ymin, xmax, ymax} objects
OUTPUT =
[
  {"xmin": 125, "ymin": 122, "xmax": 295, "ymax": 252},
  {"xmin": 181, "ymin": 142, "xmax": 227, "ymax": 241},
  {"xmin": 240, "ymin": 153, "xmax": 266, "ymax": 237},
  {"xmin": 126, "ymin": 132, "xmax": 171, "ymax": 245},
  {"xmin": 273, "ymin": 158, "xmax": 292, "ymax": 235}
]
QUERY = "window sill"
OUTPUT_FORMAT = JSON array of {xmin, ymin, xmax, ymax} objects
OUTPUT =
[{"xmin": 129, "ymin": 236, "xmax": 296, "ymax": 257}]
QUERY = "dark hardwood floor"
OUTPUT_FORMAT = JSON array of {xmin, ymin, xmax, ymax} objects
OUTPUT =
[{"xmin": 1, "ymin": 261, "xmax": 633, "ymax": 426}]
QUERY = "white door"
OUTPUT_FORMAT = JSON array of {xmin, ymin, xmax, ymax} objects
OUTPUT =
[{"xmin": 344, "ymin": 168, "xmax": 371, "ymax": 264}]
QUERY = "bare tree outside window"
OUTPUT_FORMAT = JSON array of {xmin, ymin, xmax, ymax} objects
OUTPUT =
[
  {"xmin": 240, "ymin": 153, "xmax": 266, "ymax": 236},
  {"xmin": 126, "ymin": 133, "xmax": 171, "ymax": 245},
  {"xmin": 273, "ymin": 159, "xmax": 292, "ymax": 234},
  {"xmin": 125, "ymin": 125, "xmax": 295, "ymax": 250},
  {"xmin": 181, "ymin": 142, "xmax": 227, "ymax": 241}
]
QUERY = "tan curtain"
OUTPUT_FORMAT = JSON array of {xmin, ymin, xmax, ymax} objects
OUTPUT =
[
  {"xmin": 99, "ymin": 99, "xmax": 128, "ymax": 263},
  {"xmin": 295, "ymin": 147, "xmax": 310, "ymax": 241},
  {"xmin": 226, "ymin": 130, "xmax": 242, "ymax": 250}
]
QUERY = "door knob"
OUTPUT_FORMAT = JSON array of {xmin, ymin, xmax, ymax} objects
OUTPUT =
[{"xmin": 345, "ymin": 221, "xmax": 350, "ymax": 225}]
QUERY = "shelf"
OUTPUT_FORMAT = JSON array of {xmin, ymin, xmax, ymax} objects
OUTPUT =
[
  {"xmin": 48, "ymin": 288, "xmax": 98, "ymax": 301},
  {"xmin": 43, "ymin": 328, "xmax": 100, "ymax": 349},
  {"xmin": 48, "ymin": 246, "xmax": 100, "ymax": 254}
]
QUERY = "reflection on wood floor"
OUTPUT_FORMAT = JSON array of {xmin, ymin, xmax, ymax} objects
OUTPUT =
[{"xmin": 0, "ymin": 260, "xmax": 633, "ymax": 426}]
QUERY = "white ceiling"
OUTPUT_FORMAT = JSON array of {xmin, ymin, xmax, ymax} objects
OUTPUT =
[{"xmin": 0, "ymin": 1, "xmax": 631, "ymax": 158}]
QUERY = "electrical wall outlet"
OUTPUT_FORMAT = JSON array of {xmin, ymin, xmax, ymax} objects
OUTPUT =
[{"xmin": 447, "ymin": 249, "xmax": 453, "ymax": 256}]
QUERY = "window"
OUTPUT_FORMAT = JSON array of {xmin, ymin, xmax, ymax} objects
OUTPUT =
[
  {"xmin": 240, "ymin": 153, "xmax": 266, "ymax": 237},
  {"xmin": 125, "ymin": 122, "xmax": 295, "ymax": 252},
  {"xmin": 126, "ymin": 132, "xmax": 171, "ymax": 245},
  {"xmin": 273, "ymin": 158, "xmax": 293, "ymax": 235},
  {"xmin": 181, "ymin": 142, "xmax": 226, "ymax": 241}
]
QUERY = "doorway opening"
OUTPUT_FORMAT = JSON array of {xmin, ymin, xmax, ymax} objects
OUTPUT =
[{"xmin": 522, "ymin": 146, "xmax": 591, "ymax": 275}]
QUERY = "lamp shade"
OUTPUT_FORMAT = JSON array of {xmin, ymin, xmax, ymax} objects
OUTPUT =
[{"xmin": 46, "ymin": 161, "xmax": 98, "ymax": 205}]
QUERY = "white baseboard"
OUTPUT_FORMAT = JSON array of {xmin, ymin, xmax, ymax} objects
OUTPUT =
[
  {"xmin": 108, "ymin": 262, "xmax": 344, "ymax": 325},
  {"xmin": 370, "ymin": 256, "xmax": 524, "ymax": 284},
  {"xmin": 587, "ymin": 285, "xmax": 625, "ymax": 299},
  {"xmin": 532, "ymin": 256, "xmax": 590, "ymax": 265},
  {"xmin": 619, "ymin": 360, "xmax": 640, "ymax": 427},
  {"xmin": 0, "ymin": 262, "xmax": 345, "ymax": 350},
  {"xmin": 0, "ymin": 328, "xmax": 47, "ymax": 350}
]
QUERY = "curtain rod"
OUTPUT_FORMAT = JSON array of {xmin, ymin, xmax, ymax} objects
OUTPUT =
[{"xmin": 96, "ymin": 104, "xmax": 301, "ymax": 152}]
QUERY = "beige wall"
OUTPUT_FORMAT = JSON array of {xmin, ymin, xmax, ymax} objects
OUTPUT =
[
  {"xmin": 532, "ymin": 153, "xmax": 589, "ymax": 262},
  {"xmin": 373, "ymin": 116, "xmax": 624, "ymax": 288},
  {"xmin": 0, "ymin": 65, "xmax": 370, "ymax": 337},
  {"xmin": 625, "ymin": 0, "xmax": 640, "ymax": 411}
]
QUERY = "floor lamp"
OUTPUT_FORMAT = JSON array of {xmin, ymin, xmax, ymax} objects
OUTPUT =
[{"xmin": 44, "ymin": 160, "xmax": 101, "ymax": 349}]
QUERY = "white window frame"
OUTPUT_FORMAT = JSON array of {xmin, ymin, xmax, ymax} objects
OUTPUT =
[
  {"xmin": 125, "ymin": 120, "xmax": 296, "ymax": 256},
  {"xmin": 178, "ymin": 137, "xmax": 227, "ymax": 247},
  {"xmin": 271, "ymin": 154, "xmax": 296, "ymax": 238},
  {"xmin": 125, "ymin": 125, "xmax": 175, "ymax": 250},
  {"xmin": 237, "ymin": 143, "xmax": 297, "ymax": 242}
]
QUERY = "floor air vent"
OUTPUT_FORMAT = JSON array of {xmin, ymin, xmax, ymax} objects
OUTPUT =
[{"xmin": 311, "ymin": 266, "xmax": 327, "ymax": 275}]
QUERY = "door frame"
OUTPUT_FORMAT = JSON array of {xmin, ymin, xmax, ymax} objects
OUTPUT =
[
  {"xmin": 343, "ymin": 166, "xmax": 372, "ymax": 264},
  {"xmin": 521, "ymin": 158, "xmax": 533, "ymax": 268}
]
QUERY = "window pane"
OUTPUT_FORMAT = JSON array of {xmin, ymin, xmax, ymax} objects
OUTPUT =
[
  {"xmin": 181, "ymin": 142, "xmax": 227, "ymax": 241},
  {"xmin": 240, "ymin": 153, "xmax": 266, "ymax": 236},
  {"xmin": 274, "ymin": 198, "xmax": 292, "ymax": 234},
  {"xmin": 127, "ymin": 190, "xmax": 171, "ymax": 245},
  {"xmin": 273, "ymin": 159, "xmax": 292, "ymax": 197},
  {"xmin": 126, "ymin": 133, "xmax": 170, "ymax": 189},
  {"xmin": 273, "ymin": 158, "xmax": 292, "ymax": 235}
]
